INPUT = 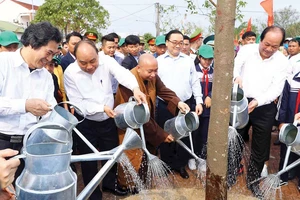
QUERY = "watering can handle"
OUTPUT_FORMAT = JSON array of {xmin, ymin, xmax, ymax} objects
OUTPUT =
[
  {"xmin": 232, "ymin": 83, "xmax": 239, "ymax": 101},
  {"xmin": 293, "ymin": 120, "xmax": 298, "ymax": 126},
  {"xmin": 57, "ymin": 101, "xmax": 86, "ymax": 124},
  {"xmin": 128, "ymin": 96, "xmax": 135, "ymax": 102},
  {"xmin": 22, "ymin": 122, "xmax": 69, "ymax": 153}
]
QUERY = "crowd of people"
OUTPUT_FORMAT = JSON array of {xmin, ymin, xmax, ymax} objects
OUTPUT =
[{"xmin": 0, "ymin": 21, "xmax": 300, "ymax": 199}]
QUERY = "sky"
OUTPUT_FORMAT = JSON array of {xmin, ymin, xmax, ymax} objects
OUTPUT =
[{"xmin": 21, "ymin": 0, "xmax": 297, "ymax": 37}]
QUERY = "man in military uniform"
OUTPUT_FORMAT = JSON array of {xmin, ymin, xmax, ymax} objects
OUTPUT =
[
  {"xmin": 189, "ymin": 29, "xmax": 203, "ymax": 55},
  {"xmin": 84, "ymin": 31, "xmax": 98, "ymax": 43}
]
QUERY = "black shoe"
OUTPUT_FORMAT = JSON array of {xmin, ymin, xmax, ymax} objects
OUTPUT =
[
  {"xmin": 273, "ymin": 139, "xmax": 281, "ymax": 145},
  {"xmin": 175, "ymin": 167, "xmax": 189, "ymax": 179},
  {"xmin": 103, "ymin": 185, "xmax": 128, "ymax": 196},
  {"xmin": 248, "ymin": 184, "xmax": 264, "ymax": 199}
]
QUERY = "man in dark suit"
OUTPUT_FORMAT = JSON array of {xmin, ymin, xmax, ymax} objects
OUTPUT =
[
  {"xmin": 61, "ymin": 32, "xmax": 83, "ymax": 71},
  {"xmin": 121, "ymin": 35, "xmax": 143, "ymax": 70}
]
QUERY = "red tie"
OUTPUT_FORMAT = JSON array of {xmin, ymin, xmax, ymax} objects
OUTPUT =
[
  {"xmin": 295, "ymin": 90, "xmax": 300, "ymax": 114},
  {"xmin": 202, "ymin": 69, "xmax": 209, "ymax": 96}
]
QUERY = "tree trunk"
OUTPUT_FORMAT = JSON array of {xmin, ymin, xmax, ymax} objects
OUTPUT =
[{"xmin": 205, "ymin": 0, "xmax": 237, "ymax": 199}]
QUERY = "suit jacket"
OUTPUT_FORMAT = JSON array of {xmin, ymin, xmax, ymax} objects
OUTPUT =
[
  {"xmin": 61, "ymin": 52, "xmax": 75, "ymax": 72},
  {"xmin": 121, "ymin": 54, "xmax": 138, "ymax": 70}
]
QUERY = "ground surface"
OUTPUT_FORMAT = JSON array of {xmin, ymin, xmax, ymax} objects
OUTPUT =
[{"xmin": 76, "ymin": 129, "xmax": 300, "ymax": 200}]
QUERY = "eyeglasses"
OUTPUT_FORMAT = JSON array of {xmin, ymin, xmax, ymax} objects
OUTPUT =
[{"xmin": 168, "ymin": 40, "xmax": 184, "ymax": 46}]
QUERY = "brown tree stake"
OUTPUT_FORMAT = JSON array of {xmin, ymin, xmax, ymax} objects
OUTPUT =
[{"xmin": 205, "ymin": 0, "xmax": 237, "ymax": 199}]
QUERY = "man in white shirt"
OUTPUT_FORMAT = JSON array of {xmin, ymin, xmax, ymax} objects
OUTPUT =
[
  {"xmin": 64, "ymin": 40, "xmax": 146, "ymax": 200},
  {"xmin": 156, "ymin": 30, "xmax": 203, "ymax": 179},
  {"xmin": 287, "ymin": 38, "xmax": 300, "ymax": 76},
  {"xmin": 234, "ymin": 26, "xmax": 288, "ymax": 197},
  {"xmin": 100, "ymin": 34, "xmax": 123, "ymax": 94},
  {"xmin": 0, "ymin": 21, "xmax": 62, "ymax": 184}
]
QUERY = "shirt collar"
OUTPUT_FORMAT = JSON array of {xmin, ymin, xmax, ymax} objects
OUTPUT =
[
  {"xmin": 14, "ymin": 48, "xmax": 44, "ymax": 72},
  {"xmin": 163, "ymin": 51, "xmax": 185, "ymax": 60}
]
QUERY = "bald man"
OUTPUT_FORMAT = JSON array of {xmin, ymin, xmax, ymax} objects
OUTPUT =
[
  {"xmin": 114, "ymin": 53, "xmax": 190, "ymax": 191},
  {"xmin": 64, "ymin": 40, "xmax": 147, "ymax": 199}
]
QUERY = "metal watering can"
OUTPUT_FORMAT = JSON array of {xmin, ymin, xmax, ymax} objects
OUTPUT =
[
  {"xmin": 15, "ymin": 122, "xmax": 143, "ymax": 200},
  {"xmin": 230, "ymin": 84, "xmax": 249, "ymax": 129},
  {"xmin": 164, "ymin": 111, "xmax": 199, "ymax": 140},
  {"xmin": 261, "ymin": 122, "xmax": 300, "ymax": 186},
  {"xmin": 47, "ymin": 101, "xmax": 85, "ymax": 132},
  {"xmin": 279, "ymin": 122, "xmax": 300, "ymax": 156},
  {"xmin": 114, "ymin": 96, "xmax": 150, "ymax": 129},
  {"xmin": 15, "ymin": 123, "xmax": 77, "ymax": 200}
]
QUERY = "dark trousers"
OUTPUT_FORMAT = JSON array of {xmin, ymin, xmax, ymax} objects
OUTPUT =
[
  {"xmin": 76, "ymin": 117, "xmax": 119, "ymax": 200},
  {"xmin": 0, "ymin": 137, "xmax": 25, "ymax": 187},
  {"xmin": 237, "ymin": 100, "xmax": 277, "ymax": 184},
  {"xmin": 157, "ymin": 99, "xmax": 190, "ymax": 170},
  {"xmin": 192, "ymin": 116, "xmax": 209, "ymax": 159}
]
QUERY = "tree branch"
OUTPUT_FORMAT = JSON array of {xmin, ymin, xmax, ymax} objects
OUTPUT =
[{"xmin": 209, "ymin": 0, "xmax": 217, "ymax": 7}]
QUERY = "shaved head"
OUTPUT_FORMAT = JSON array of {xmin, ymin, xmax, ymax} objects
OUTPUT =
[
  {"xmin": 138, "ymin": 53, "xmax": 157, "ymax": 67},
  {"xmin": 137, "ymin": 54, "xmax": 158, "ymax": 81}
]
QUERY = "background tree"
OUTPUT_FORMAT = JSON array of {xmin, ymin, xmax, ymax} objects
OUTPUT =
[
  {"xmin": 234, "ymin": 21, "xmax": 259, "ymax": 37},
  {"xmin": 143, "ymin": 32, "xmax": 155, "ymax": 50},
  {"xmin": 185, "ymin": 0, "xmax": 247, "ymax": 33},
  {"xmin": 256, "ymin": 6, "xmax": 300, "ymax": 37},
  {"xmin": 33, "ymin": 0, "xmax": 109, "ymax": 37},
  {"xmin": 274, "ymin": 6, "xmax": 300, "ymax": 37},
  {"xmin": 159, "ymin": 4, "xmax": 204, "ymax": 36}
]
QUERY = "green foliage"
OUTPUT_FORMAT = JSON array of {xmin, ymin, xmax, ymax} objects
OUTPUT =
[
  {"xmin": 33, "ymin": 0, "xmax": 109, "ymax": 37},
  {"xmin": 143, "ymin": 32, "xmax": 155, "ymax": 50},
  {"xmin": 274, "ymin": 6, "xmax": 300, "ymax": 37},
  {"xmin": 286, "ymin": 22, "xmax": 300, "ymax": 37},
  {"xmin": 184, "ymin": 0, "xmax": 246, "ymax": 33},
  {"xmin": 143, "ymin": 33, "xmax": 155, "ymax": 43},
  {"xmin": 234, "ymin": 21, "xmax": 258, "ymax": 37},
  {"xmin": 159, "ymin": 5, "xmax": 203, "ymax": 36},
  {"xmin": 256, "ymin": 6, "xmax": 300, "ymax": 37},
  {"xmin": 202, "ymin": 0, "xmax": 247, "ymax": 33}
]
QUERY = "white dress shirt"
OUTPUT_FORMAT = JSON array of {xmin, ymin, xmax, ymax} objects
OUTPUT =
[
  {"xmin": 64, "ymin": 53, "xmax": 139, "ymax": 121},
  {"xmin": 234, "ymin": 43, "xmax": 288, "ymax": 107},
  {"xmin": 157, "ymin": 52, "xmax": 203, "ymax": 104},
  {"xmin": 287, "ymin": 53, "xmax": 300, "ymax": 77},
  {"xmin": 0, "ymin": 49, "xmax": 56, "ymax": 135}
]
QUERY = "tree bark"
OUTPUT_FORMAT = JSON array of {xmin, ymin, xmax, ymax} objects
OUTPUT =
[{"xmin": 205, "ymin": 0, "xmax": 237, "ymax": 199}]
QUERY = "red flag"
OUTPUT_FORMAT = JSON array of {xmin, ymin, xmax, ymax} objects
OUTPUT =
[
  {"xmin": 239, "ymin": 28, "xmax": 245, "ymax": 40},
  {"xmin": 260, "ymin": 0, "xmax": 274, "ymax": 26},
  {"xmin": 234, "ymin": 35, "xmax": 239, "ymax": 46},
  {"xmin": 246, "ymin": 18, "xmax": 252, "ymax": 31}
]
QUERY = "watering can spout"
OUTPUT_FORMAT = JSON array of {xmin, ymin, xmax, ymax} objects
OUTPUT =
[{"xmin": 121, "ymin": 128, "xmax": 143, "ymax": 150}]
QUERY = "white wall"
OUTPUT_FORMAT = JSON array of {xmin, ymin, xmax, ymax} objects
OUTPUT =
[{"xmin": 0, "ymin": 0, "xmax": 34, "ymax": 27}]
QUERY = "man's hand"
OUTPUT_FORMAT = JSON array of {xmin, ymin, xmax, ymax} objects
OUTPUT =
[
  {"xmin": 204, "ymin": 96, "xmax": 211, "ymax": 108},
  {"xmin": 104, "ymin": 105, "xmax": 116, "ymax": 118},
  {"xmin": 164, "ymin": 134, "xmax": 174, "ymax": 143},
  {"xmin": 25, "ymin": 99, "xmax": 52, "ymax": 116},
  {"xmin": 234, "ymin": 76, "xmax": 243, "ymax": 88},
  {"xmin": 0, "ymin": 149, "xmax": 20, "ymax": 189},
  {"xmin": 294, "ymin": 113, "xmax": 300, "ymax": 124},
  {"xmin": 132, "ymin": 87, "xmax": 147, "ymax": 105},
  {"xmin": 248, "ymin": 99, "xmax": 258, "ymax": 114},
  {"xmin": 195, "ymin": 103, "xmax": 203, "ymax": 115},
  {"xmin": 177, "ymin": 102, "xmax": 190, "ymax": 113}
]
